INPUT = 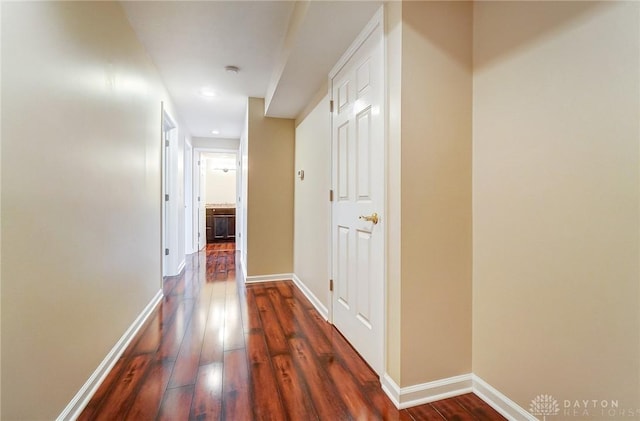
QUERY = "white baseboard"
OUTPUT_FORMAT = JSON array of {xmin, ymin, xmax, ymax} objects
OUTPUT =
[
  {"xmin": 56, "ymin": 289, "xmax": 164, "ymax": 421},
  {"xmin": 472, "ymin": 375, "xmax": 535, "ymax": 421},
  {"xmin": 176, "ymin": 259, "xmax": 186, "ymax": 275},
  {"xmin": 381, "ymin": 373, "xmax": 473, "ymax": 409},
  {"xmin": 292, "ymin": 273, "xmax": 329, "ymax": 320},
  {"xmin": 244, "ymin": 273, "xmax": 294, "ymax": 283}
]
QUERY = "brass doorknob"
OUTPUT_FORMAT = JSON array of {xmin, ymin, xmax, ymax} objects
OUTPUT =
[{"xmin": 359, "ymin": 212, "xmax": 379, "ymax": 225}]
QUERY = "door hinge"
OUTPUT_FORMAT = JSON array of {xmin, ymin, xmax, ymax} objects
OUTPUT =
[
  {"xmin": 197, "ymin": 196, "xmax": 200, "ymax": 202},
  {"xmin": 329, "ymin": 189, "xmax": 334, "ymax": 202},
  {"xmin": 165, "ymin": 139, "xmax": 169, "ymax": 147},
  {"xmin": 165, "ymin": 194, "xmax": 170, "ymax": 201},
  {"xmin": 165, "ymin": 248, "xmax": 169, "ymax": 256},
  {"xmin": 198, "ymin": 232, "xmax": 200, "ymax": 238},
  {"xmin": 197, "ymin": 160, "xmax": 201, "ymax": 166},
  {"xmin": 329, "ymin": 279, "xmax": 334, "ymax": 291},
  {"xmin": 329, "ymin": 100, "xmax": 334, "ymax": 113}
]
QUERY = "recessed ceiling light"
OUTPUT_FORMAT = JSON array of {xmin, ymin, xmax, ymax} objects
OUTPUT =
[
  {"xmin": 211, "ymin": 130, "xmax": 220, "ymax": 135},
  {"xmin": 199, "ymin": 87, "xmax": 217, "ymax": 98},
  {"xmin": 225, "ymin": 65, "xmax": 239, "ymax": 74}
]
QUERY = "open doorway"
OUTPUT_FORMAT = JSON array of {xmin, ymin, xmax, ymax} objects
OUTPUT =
[{"xmin": 200, "ymin": 152, "xmax": 237, "ymax": 247}]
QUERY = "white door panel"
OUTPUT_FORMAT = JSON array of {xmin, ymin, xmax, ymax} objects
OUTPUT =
[{"xmin": 331, "ymin": 14, "xmax": 384, "ymax": 374}]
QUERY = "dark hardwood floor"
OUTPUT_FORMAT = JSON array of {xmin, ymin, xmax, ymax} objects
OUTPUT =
[{"xmin": 80, "ymin": 243, "xmax": 506, "ymax": 420}]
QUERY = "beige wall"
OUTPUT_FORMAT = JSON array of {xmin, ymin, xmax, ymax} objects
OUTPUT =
[
  {"xmin": 205, "ymin": 162, "xmax": 236, "ymax": 205},
  {"xmin": 396, "ymin": 1, "xmax": 474, "ymax": 387},
  {"xmin": 1, "ymin": 2, "xmax": 183, "ymax": 418},
  {"xmin": 293, "ymin": 93, "xmax": 331, "ymax": 310},
  {"xmin": 246, "ymin": 98, "xmax": 295, "ymax": 276},
  {"xmin": 473, "ymin": 1, "xmax": 640, "ymax": 414}
]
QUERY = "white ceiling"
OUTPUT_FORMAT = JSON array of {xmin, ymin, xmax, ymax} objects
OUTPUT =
[{"xmin": 121, "ymin": 1, "xmax": 381, "ymax": 139}]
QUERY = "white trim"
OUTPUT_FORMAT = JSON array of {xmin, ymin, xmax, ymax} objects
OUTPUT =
[
  {"xmin": 381, "ymin": 373, "xmax": 473, "ymax": 409},
  {"xmin": 238, "ymin": 256, "xmax": 246, "ymax": 283},
  {"xmin": 472, "ymin": 375, "xmax": 536, "ymax": 421},
  {"xmin": 176, "ymin": 259, "xmax": 185, "ymax": 276},
  {"xmin": 244, "ymin": 273, "xmax": 294, "ymax": 283},
  {"xmin": 57, "ymin": 290, "xmax": 163, "ymax": 421},
  {"xmin": 292, "ymin": 274, "xmax": 329, "ymax": 320},
  {"xmin": 329, "ymin": 6, "xmax": 383, "ymax": 79},
  {"xmin": 380, "ymin": 373, "xmax": 402, "ymax": 407}
]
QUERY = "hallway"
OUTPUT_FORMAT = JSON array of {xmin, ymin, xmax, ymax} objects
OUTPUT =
[{"xmin": 78, "ymin": 244, "xmax": 504, "ymax": 420}]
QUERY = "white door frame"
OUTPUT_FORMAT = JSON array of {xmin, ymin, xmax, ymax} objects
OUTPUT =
[
  {"xmin": 184, "ymin": 137, "xmax": 195, "ymax": 254},
  {"xmin": 328, "ymin": 6, "xmax": 386, "ymax": 375},
  {"xmin": 161, "ymin": 104, "xmax": 177, "ymax": 278},
  {"xmin": 194, "ymin": 149, "xmax": 207, "ymax": 252},
  {"xmin": 194, "ymin": 147, "xmax": 240, "ymax": 251}
]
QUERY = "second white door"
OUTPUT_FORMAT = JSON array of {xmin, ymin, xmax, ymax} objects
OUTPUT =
[{"xmin": 331, "ymin": 12, "xmax": 384, "ymax": 374}]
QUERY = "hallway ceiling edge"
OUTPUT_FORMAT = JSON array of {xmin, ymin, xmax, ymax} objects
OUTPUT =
[{"xmin": 121, "ymin": 1, "xmax": 382, "ymax": 139}]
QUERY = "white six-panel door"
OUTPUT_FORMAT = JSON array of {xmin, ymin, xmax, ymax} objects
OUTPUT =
[{"xmin": 331, "ymin": 12, "xmax": 384, "ymax": 374}]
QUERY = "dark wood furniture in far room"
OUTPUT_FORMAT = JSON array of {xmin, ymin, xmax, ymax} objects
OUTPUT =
[{"xmin": 206, "ymin": 207, "xmax": 236, "ymax": 243}]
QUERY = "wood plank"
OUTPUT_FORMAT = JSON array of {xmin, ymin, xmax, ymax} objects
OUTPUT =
[
  {"xmin": 168, "ymin": 300, "xmax": 209, "ymax": 387},
  {"xmin": 163, "ymin": 274, "xmax": 181, "ymax": 296},
  {"xmin": 286, "ymin": 297, "xmax": 333, "ymax": 355},
  {"xmin": 211, "ymin": 279, "xmax": 227, "ymax": 297},
  {"xmin": 363, "ymin": 382, "xmax": 410, "ymax": 421},
  {"xmin": 289, "ymin": 337, "xmax": 350, "ymax": 420},
  {"xmin": 157, "ymin": 298, "xmax": 196, "ymax": 361},
  {"xmin": 290, "ymin": 283, "xmax": 314, "ymax": 309},
  {"xmin": 245, "ymin": 288, "xmax": 262, "ymax": 332},
  {"xmin": 129, "ymin": 294, "xmax": 180, "ymax": 356},
  {"xmin": 225, "ymin": 278, "xmax": 238, "ymax": 297},
  {"xmin": 429, "ymin": 397, "xmax": 477, "ymax": 421},
  {"xmin": 196, "ymin": 279, "xmax": 214, "ymax": 306},
  {"xmin": 235, "ymin": 278, "xmax": 249, "ymax": 334},
  {"xmin": 397, "ymin": 411, "xmax": 418, "ymax": 421},
  {"xmin": 455, "ymin": 393, "xmax": 506, "ymax": 421},
  {"xmin": 323, "ymin": 324, "xmax": 379, "ymax": 384},
  {"xmin": 224, "ymin": 293, "xmax": 245, "ymax": 351},
  {"xmin": 324, "ymin": 356, "xmax": 381, "ymax": 420},
  {"xmin": 169, "ymin": 272, "xmax": 187, "ymax": 297},
  {"xmin": 87, "ymin": 354, "xmax": 152, "ymax": 421},
  {"xmin": 246, "ymin": 332, "xmax": 287, "ymax": 420},
  {"xmin": 222, "ymin": 349, "xmax": 253, "ymax": 421},
  {"xmin": 125, "ymin": 359, "xmax": 173, "ymax": 419},
  {"xmin": 190, "ymin": 362, "xmax": 223, "ymax": 421},
  {"xmin": 157, "ymin": 385, "xmax": 194, "ymax": 421},
  {"xmin": 275, "ymin": 281, "xmax": 294, "ymax": 298},
  {"xmin": 77, "ymin": 356, "xmax": 127, "ymax": 420},
  {"xmin": 265, "ymin": 285, "xmax": 298, "ymax": 337},
  {"xmin": 199, "ymin": 294, "xmax": 226, "ymax": 365},
  {"xmin": 407, "ymin": 404, "xmax": 446, "ymax": 420},
  {"xmin": 182, "ymin": 270, "xmax": 202, "ymax": 299},
  {"xmin": 272, "ymin": 354, "xmax": 319, "ymax": 421},
  {"xmin": 254, "ymin": 293, "xmax": 289, "ymax": 355}
]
